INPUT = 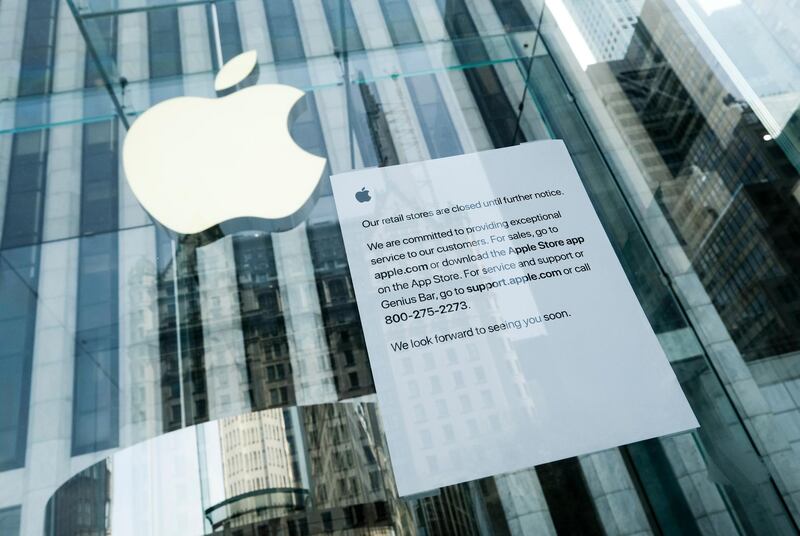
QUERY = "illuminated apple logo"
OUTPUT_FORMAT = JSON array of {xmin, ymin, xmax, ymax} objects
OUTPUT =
[{"xmin": 122, "ymin": 50, "xmax": 326, "ymax": 235}]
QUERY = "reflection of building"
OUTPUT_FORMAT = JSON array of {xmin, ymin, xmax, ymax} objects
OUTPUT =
[
  {"xmin": 44, "ymin": 462, "xmax": 111, "ymax": 536},
  {"xmin": 411, "ymin": 484, "xmax": 484, "ymax": 536},
  {"xmin": 694, "ymin": 180, "xmax": 800, "ymax": 359},
  {"xmin": 563, "ymin": 0, "xmax": 644, "ymax": 62},
  {"xmin": 307, "ymin": 224, "xmax": 374, "ymax": 399},
  {"xmin": 232, "ymin": 235, "xmax": 296, "ymax": 409},
  {"xmin": 5, "ymin": 0, "xmax": 800, "ymax": 533},
  {"xmin": 157, "ymin": 234, "xmax": 215, "ymax": 431},
  {"xmin": 220, "ymin": 410, "xmax": 297, "ymax": 497},
  {"xmin": 212, "ymin": 410, "xmax": 304, "ymax": 532},
  {"xmin": 301, "ymin": 404, "xmax": 409, "ymax": 535},
  {"xmin": 208, "ymin": 405, "xmax": 414, "ymax": 535},
  {"xmin": 779, "ymin": 106, "xmax": 800, "ymax": 172},
  {"xmin": 587, "ymin": 0, "xmax": 800, "ymax": 360}
]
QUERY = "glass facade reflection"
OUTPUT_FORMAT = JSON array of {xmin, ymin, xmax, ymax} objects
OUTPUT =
[{"xmin": 1, "ymin": 0, "xmax": 799, "ymax": 534}]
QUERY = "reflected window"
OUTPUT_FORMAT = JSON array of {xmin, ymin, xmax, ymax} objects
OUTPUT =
[
  {"xmin": 147, "ymin": 9, "xmax": 182, "ymax": 78},
  {"xmin": 378, "ymin": 0, "xmax": 421, "ymax": 45},
  {"xmin": 263, "ymin": 0, "xmax": 305, "ymax": 62},
  {"xmin": 320, "ymin": 0, "xmax": 364, "ymax": 52},
  {"xmin": 0, "ymin": 505, "xmax": 20, "ymax": 536}
]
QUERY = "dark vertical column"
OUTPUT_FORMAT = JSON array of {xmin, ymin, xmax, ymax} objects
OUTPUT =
[
  {"xmin": 155, "ymin": 238, "xmax": 183, "ymax": 431},
  {"xmin": 232, "ymin": 235, "xmax": 294, "ymax": 409},
  {"xmin": 145, "ymin": 8, "xmax": 211, "ymax": 430},
  {"xmin": 435, "ymin": 0, "xmax": 524, "ymax": 148},
  {"xmin": 71, "ymin": 230, "xmax": 120, "ymax": 454},
  {"xmin": 536, "ymin": 459, "xmax": 606, "ymax": 535},
  {"xmin": 0, "ymin": 506, "xmax": 21, "ymax": 535},
  {"xmin": 357, "ymin": 81, "xmax": 399, "ymax": 167},
  {"xmin": 44, "ymin": 461, "xmax": 111, "ymax": 534},
  {"xmin": 206, "ymin": 1, "xmax": 243, "ymax": 69},
  {"xmin": 313, "ymin": 1, "xmax": 377, "ymax": 399},
  {"xmin": 71, "ymin": 121, "xmax": 120, "ymax": 454},
  {"xmin": 488, "ymin": 0, "xmax": 533, "ymax": 32},
  {"xmin": 0, "ymin": 134, "xmax": 46, "ymax": 470},
  {"xmin": 305, "ymin": 0, "xmax": 391, "ymax": 399},
  {"xmin": 413, "ymin": 484, "xmax": 482, "ymax": 535},
  {"xmin": 623, "ymin": 441, "xmax": 701, "ymax": 535},
  {"xmin": 15, "ymin": 0, "xmax": 60, "ymax": 99},
  {"xmin": 0, "ymin": 0, "xmax": 59, "ymax": 471},
  {"xmin": 156, "ymin": 232, "xmax": 213, "ymax": 431},
  {"xmin": 306, "ymin": 224, "xmax": 373, "ymax": 399},
  {"xmin": 147, "ymin": 8, "xmax": 183, "ymax": 102},
  {"xmin": 320, "ymin": 0, "xmax": 364, "ymax": 52},
  {"xmin": 403, "ymin": 75, "xmax": 464, "ymax": 158},
  {"xmin": 378, "ymin": 0, "xmax": 463, "ymax": 158},
  {"xmin": 146, "ymin": 4, "xmax": 184, "ymax": 360},
  {"xmin": 228, "ymin": 0, "xmax": 330, "ymax": 408},
  {"xmin": 71, "ymin": 15, "xmax": 121, "ymax": 455}
]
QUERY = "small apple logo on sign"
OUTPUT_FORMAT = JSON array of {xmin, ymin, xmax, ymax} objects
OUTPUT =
[
  {"xmin": 122, "ymin": 50, "xmax": 326, "ymax": 235},
  {"xmin": 355, "ymin": 187, "xmax": 371, "ymax": 203}
]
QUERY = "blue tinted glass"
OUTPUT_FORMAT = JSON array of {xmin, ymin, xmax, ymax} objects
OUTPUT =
[
  {"xmin": 404, "ymin": 75, "xmax": 463, "ymax": 158},
  {"xmin": 0, "ymin": 0, "xmax": 60, "ymax": 472},
  {"xmin": 147, "ymin": 9, "xmax": 182, "ymax": 78},
  {"xmin": 0, "ymin": 506, "xmax": 20, "ymax": 536},
  {"xmin": 72, "ymin": 234, "xmax": 119, "ymax": 455},
  {"xmin": 71, "ymin": 107, "xmax": 120, "ymax": 455},
  {"xmin": 349, "ymin": 80, "xmax": 380, "ymax": 168},
  {"xmin": 80, "ymin": 120, "xmax": 119, "ymax": 235},
  {"xmin": 437, "ymin": 0, "xmax": 523, "ymax": 147},
  {"xmin": 0, "ymin": 247, "xmax": 39, "ymax": 470},
  {"xmin": 233, "ymin": 235, "xmax": 294, "ymax": 408},
  {"xmin": 263, "ymin": 0, "xmax": 305, "ymax": 62},
  {"xmin": 320, "ymin": 0, "xmax": 364, "ymax": 52},
  {"xmin": 17, "ymin": 0, "xmax": 58, "ymax": 97},
  {"xmin": 2, "ymin": 132, "xmax": 48, "ymax": 249},
  {"xmin": 307, "ymin": 223, "xmax": 373, "ymax": 399},
  {"xmin": 489, "ymin": 0, "xmax": 533, "ymax": 31},
  {"xmin": 378, "ymin": 0, "xmax": 421, "ymax": 45},
  {"xmin": 84, "ymin": 17, "xmax": 116, "ymax": 89},
  {"xmin": 155, "ymin": 233, "xmax": 212, "ymax": 431},
  {"xmin": 207, "ymin": 2, "xmax": 243, "ymax": 69}
]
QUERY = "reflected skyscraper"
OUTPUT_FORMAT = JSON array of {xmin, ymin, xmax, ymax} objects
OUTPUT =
[
  {"xmin": 3, "ymin": 0, "xmax": 800, "ymax": 533},
  {"xmin": 206, "ymin": 405, "xmax": 415, "ymax": 535},
  {"xmin": 586, "ymin": 0, "xmax": 800, "ymax": 360}
]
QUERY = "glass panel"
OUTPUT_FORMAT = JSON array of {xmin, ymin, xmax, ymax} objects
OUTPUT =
[
  {"xmin": 0, "ymin": 506, "xmax": 21, "ymax": 536},
  {"xmin": 1, "ymin": 0, "xmax": 799, "ymax": 533},
  {"xmin": 537, "ymin": 0, "xmax": 800, "ymax": 531}
]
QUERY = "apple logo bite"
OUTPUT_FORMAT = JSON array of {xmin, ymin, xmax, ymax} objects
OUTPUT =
[{"xmin": 122, "ymin": 50, "xmax": 326, "ymax": 235}]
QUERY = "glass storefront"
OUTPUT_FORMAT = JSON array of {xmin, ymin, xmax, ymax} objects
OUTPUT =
[{"xmin": 0, "ymin": 0, "xmax": 799, "ymax": 534}]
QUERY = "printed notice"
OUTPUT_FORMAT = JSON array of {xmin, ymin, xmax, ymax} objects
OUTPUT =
[{"xmin": 331, "ymin": 140, "xmax": 698, "ymax": 496}]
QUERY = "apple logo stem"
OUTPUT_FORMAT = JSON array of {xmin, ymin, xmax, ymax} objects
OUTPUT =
[{"xmin": 122, "ymin": 50, "xmax": 326, "ymax": 235}]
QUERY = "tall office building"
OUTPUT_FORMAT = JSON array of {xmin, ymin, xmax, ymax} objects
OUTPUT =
[
  {"xmin": 586, "ymin": 0, "xmax": 800, "ymax": 361},
  {"xmin": 205, "ymin": 405, "xmax": 414, "ymax": 535},
  {"xmin": 562, "ymin": 0, "xmax": 644, "ymax": 62},
  {"xmin": 219, "ymin": 410, "xmax": 297, "ymax": 498},
  {"xmin": 2, "ymin": 0, "xmax": 800, "ymax": 534}
]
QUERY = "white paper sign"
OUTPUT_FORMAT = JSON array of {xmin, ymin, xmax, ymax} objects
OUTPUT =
[{"xmin": 331, "ymin": 141, "xmax": 698, "ymax": 496}]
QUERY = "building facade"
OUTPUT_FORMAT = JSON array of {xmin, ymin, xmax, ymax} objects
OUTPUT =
[{"xmin": 1, "ymin": 0, "xmax": 800, "ymax": 534}]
